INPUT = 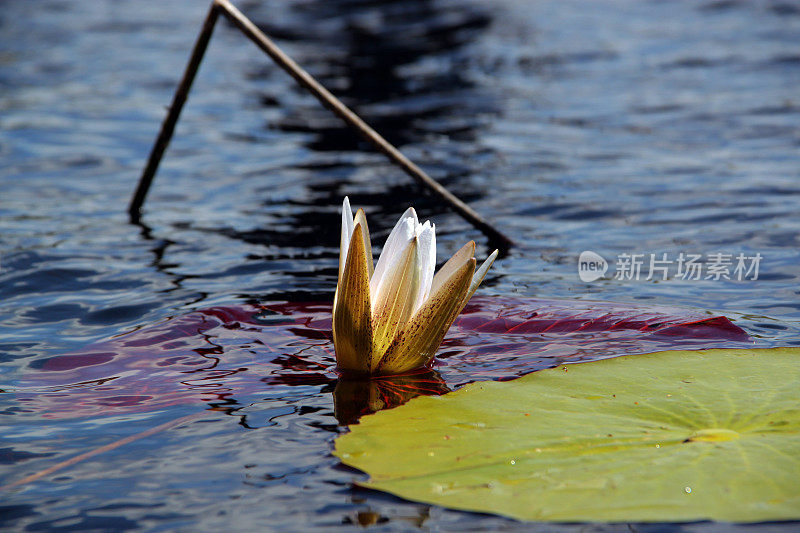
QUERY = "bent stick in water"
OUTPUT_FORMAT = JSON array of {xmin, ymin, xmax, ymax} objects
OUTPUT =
[{"xmin": 129, "ymin": 0, "xmax": 513, "ymax": 249}]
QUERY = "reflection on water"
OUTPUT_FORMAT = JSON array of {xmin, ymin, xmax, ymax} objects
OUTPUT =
[
  {"xmin": 333, "ymin": 368, "xmax": 450, "ymax": 425},
  {"xmin": 240, "ymin": 0, "xmax": 495, "ymax": 222},
  {"xmin": 1, "ymin": 0, "xmax": 799, "ymax": 530}
]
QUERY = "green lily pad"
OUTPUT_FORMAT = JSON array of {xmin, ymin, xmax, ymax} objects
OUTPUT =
[{"xmin": 334, "ymin": 348, "xmax": 800, "ymax": 523}]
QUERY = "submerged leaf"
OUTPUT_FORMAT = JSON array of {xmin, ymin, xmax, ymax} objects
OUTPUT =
[
  {"xmin": 335, "ymin": 347, "xmax": 800, "ymax": 523},
  {"xmin": 12, "ymin": 297, "xmax": 752, "ymax": 420}
]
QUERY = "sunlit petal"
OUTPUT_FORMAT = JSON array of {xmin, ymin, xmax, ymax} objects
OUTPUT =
[
  {"xmin": 429, "ymin": 240, "xmax": 475, "ymax": 297},
  {"xmin": 353, "ymin": 208, "xmax": 374, "ymax": 280},
  {"xmin": 377, "ymin": 256, "xmax": 475, "ymax": 374},
  {"xmin": 370, "ymin": 208, "xmax": 417, "ymax": 294},
  {"xmin": 370, "ymin": 237, "xmax": 420, "ymax": 368},
  {"xmin": 333, "ymin": 223, "xmax": 373, "ymax": 374},
  {"xmin": 414, "ymin": 221, "xmax": 436, "ymax": 310},
  {"xmin": 339, "ymin": 197, "xmax": 354, "ymax": 283},
  {"xmin": 462, "ymin": 249, "xmax": 498, "ymax": 306}
]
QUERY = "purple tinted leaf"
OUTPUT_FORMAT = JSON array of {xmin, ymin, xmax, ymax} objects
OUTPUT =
[{"xmin": 11, "ymin": 297, "xmax": 751, "ymax": 419}]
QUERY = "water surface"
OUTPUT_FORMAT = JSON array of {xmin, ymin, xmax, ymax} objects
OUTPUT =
[{"xmin": 1, "ymin": 0, "xmax": 799, "ymax": 530}]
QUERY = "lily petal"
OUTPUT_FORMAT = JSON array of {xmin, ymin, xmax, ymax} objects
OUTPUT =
[
  {"xmin": 339, "ymin": 197, "xmax": 354, "ymax": 283},
  {"xmin": 370, "ymin": 208, "xmax": 417, "ymax": 296},
  {"xmin": 413, "ymin": 221, "xmax": 436, "ymax": 311},
  {"xmin": 462, "ymin": 249, "xmax": 499, "ymax": 306},
  {"xmin": 429, "ymin": 240, "xmax": 475, "ymax": 297},
  {"xmin": 370, "ymin": 237, "xmax": 421, "ymax": 368},
  {"xmin": 377, "ymin": 256, "xmax": 476, "ymax": 374},
  {"xmin": 333, "ymin": 223, "xmax": 373, "ymax": 374},
  {"xmin": 353, "ymin": 208, "xmax": 374, "ymax": 280}
]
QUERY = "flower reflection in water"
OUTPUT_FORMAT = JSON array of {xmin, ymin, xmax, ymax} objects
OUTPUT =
[{"xmin": 333, "ymin": 368, "xmax": 450, "ymax": 425}]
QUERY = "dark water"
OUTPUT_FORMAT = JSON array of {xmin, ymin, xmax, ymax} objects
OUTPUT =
[{"xmin": 1, "ymin": 0, "xmax": 799, "ymax": 530}]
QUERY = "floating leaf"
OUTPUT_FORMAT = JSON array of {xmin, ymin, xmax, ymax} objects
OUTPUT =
[{"xmin": 334, "ymin": 347, "xmax": 800, "ymax": 523}]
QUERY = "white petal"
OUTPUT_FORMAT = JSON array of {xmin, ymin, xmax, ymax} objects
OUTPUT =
[
  {"xmin": 465, "ymin": 249, "xmax": 499, "ymax": 303},
  {"xmin": 413, "ymin": 221, "xmax": 436, "ymax": 310},
  {"xmin": 370, "ymin": 236, "xmax": 420, "ymax": 361},
  {"xmin": 370, "ymin": 208, "xmax": 417, "ymax": 296},
  {"xmin": 377, "ymin": 255, "xmax": 475, "ymax": 374},
  {"xmin": 339, "ymin": 197, "xmax": 354, "ymax": 282},
  {"xmin": 429, "ymin": 241, "xmax": 475, "ymax": 297},
  {"xmin": 406, "ymin": 206, "xmax": 420, "ymax": 226}
]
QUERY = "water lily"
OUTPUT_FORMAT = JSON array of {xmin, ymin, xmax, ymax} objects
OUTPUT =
[{"xmin": 334, "ymin": 197, "xmax": 498, "ymax": 375}]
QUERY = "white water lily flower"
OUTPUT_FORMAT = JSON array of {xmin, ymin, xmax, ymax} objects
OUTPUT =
[{"xmin": 333, "ymin": 197, "xmax": 498, "ymax": 375}]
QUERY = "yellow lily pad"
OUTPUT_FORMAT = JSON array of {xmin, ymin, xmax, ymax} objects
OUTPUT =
[{"xmin": 334, "ymin": 347, "xmax": 800, "ymax": 523}]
